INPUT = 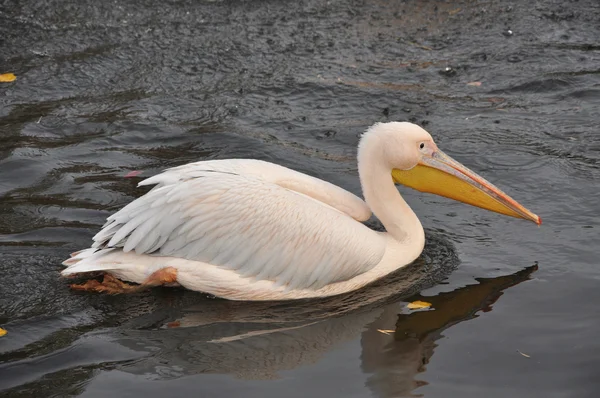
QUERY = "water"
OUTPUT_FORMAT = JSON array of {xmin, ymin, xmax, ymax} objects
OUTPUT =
[{"xmin": 1, "ymin": 0, "xmax": 599, "ymax": 396}]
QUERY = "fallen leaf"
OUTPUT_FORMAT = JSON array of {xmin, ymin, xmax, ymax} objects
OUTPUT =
[
  {"xmin": 377, "ymin": 329, "xmax": 395, "ymax": 335},
  {"xmin": 0, "ymin": 328, "xmax": 7, "ymax": 337},
  {"xmin": 517, "ymin": 350, "xmax": 531, "ymax": 358},
  {"xmin": 0, "ymin": 73, "xmax": 16, "ymax": 83},
  {"xmin": 407, "ymin": 300, "xmax": 432, "ymax": 310},
  {"xmin": 124, "ymin": 170, "xmax": 142, "ymax": 178},
  {"xmin": 467, "ymin": 81, "xmax": 482, "ymax": 87},
  {"xmin": 449, "ymin": 8, "xmax": 462, "ymax": 15}
]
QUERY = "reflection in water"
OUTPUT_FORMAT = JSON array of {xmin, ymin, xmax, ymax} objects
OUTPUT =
[
  {"xmin": 362, "ymin": 265, "xmax": 538, "ymax": 397},
  {"xmin": 113, "ymin": 265, "xmax": 537, "ymax": 397}
]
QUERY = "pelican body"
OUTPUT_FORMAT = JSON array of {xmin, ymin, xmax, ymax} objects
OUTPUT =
[{"xmin": 62, "ymin": 122, "xmax": 540, "ymax": 300}]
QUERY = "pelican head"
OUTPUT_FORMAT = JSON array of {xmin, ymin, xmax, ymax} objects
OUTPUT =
[{"xmin": 360, "ymin": 122, "xmax": 541, "ymax": 224}]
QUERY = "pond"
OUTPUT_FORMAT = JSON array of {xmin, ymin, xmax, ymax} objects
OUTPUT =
[{"xmin": 1, "ymin": 0, "xmax": 599, "ymax": 397}]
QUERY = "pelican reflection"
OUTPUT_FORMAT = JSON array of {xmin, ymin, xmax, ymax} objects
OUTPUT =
[{"xmin": 112, "ymin": 264, "xmax": 537, "ymax": 397}]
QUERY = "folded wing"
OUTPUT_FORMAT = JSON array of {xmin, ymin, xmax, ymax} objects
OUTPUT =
[{"xmin": 92, "ymin": 160, "xmax": 384, "ymax": 290}]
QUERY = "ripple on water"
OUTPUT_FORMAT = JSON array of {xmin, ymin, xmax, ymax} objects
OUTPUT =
[{"xmin": 1, "ymin": 0, "xmax": 600, "ymax": 396}]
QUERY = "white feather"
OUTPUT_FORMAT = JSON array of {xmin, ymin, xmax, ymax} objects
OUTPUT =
[{"xmin": 65, "ymin": 160, "xmax": 385, "ymax": 290}]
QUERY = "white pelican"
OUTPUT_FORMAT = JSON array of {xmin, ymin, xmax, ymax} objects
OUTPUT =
[{"xmin": 62, "ymin": 122, "xmax": 540, "ymax": 300}]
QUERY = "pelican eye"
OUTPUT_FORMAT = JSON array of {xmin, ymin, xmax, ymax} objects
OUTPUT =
[{"xmin": 419, "ymin": 142, "xmax": 425, "ymax": 149}]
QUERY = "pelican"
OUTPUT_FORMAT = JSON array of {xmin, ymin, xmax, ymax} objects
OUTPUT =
[{"xmin": 62, "ymin": 122, "xmax": 540, "ymax": 300}]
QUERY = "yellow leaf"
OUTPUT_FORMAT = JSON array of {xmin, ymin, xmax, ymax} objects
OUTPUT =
[
  {"xmin": 407, "ymin": 300, "xmax": 432, "ymax": 310},
  {"xmin": 377, "ymin": 329, "xmax": 395, "ymax": 335},
  {"xmin": 467, "ymin": 81, "xmax": 482, "ymax": 87},
  {"xmin": 0, "ymin": 328, "xmax": 7, "ymax": 337},
  {"xmin": 0, "ymin": 73, "xmax": 16, "ymax": 83}
]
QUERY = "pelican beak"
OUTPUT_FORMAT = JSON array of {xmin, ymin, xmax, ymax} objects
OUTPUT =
[{"xmin": 392, "ymin": 148, "xmax": 541, "ymax": 224}]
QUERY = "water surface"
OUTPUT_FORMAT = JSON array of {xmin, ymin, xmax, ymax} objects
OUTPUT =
[{"xmin": 1, "ymin": 0, "xmax": 599, "ymax": 397}]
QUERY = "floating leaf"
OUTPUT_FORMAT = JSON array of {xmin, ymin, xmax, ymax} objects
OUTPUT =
[
  {"xmin": 407, "ymin": 300, "xmax": 432, "ymax": 310},
  {"xmin": 467, "ymin": 81, "xmax": 482, "ymax": 87},
  {"xmin": 0, "ymin": 73, "xmax": 16, "ymax": 83},
  {"xmin": 517, "ymin": 350, "xmax": 530, "ymax": 358},
  {"xmin": 124, "ymin": 170, "xmax": 142, "ymax": 178},
  {"xmin": 377, "ymin": 329, "xmax": 395, "ymax": 335},
  {"xmin": 0, "ymin": 328, "xmax": 7, "ymax": 337}
]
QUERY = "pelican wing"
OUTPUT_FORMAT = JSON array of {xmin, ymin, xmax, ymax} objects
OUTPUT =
[
  {"xmin": 139, "ymin": 159, "xmax": 372, "ymax": 221},
  {"xmin": 92, "ymin": 160, "xmax": 384, "ymax": 290}
]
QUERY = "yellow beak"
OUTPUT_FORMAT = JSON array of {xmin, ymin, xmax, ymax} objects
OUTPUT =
[{"xmin": 392, "ymin": 149, "xmax": 541, "ymax": 224}]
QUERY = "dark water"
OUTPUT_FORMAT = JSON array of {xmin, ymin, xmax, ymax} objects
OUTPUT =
[{"xmin": 1, "ymin": 0, "xmax": 599, "ymax": 396}]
